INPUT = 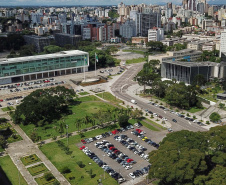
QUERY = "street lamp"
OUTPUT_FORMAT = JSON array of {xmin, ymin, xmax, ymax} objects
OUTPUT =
[{"xmin": 66, "ymin": 124, "xmax": 69, "ymax": 146}]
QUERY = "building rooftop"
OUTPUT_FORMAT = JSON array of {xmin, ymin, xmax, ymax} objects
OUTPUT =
[
  {"xmin": 162, "ymin": 60, "xmax": 219, "ymax": 67},
  {"xmin": 217, "ymin": 92, "xmax": 226, "ymax": 98},
  {"xmin": 54, "ymin": 33, "xmax": 82, "ymax": 38},
  {"xmin": 0, "ymin": 50, "xmax": 88, "ymax": 65}
]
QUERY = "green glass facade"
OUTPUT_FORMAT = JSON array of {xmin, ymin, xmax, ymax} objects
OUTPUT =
[{"xmin": 0, "ymin": 54, "xmax": 89, "ymax": 78}]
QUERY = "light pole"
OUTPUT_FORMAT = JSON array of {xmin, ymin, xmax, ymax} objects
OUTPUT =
[
  {"xmin": 103, "ymin": 154, "xmax": 105, "ymax": 179},
  {"xmin": 66, "ymin": 124, "xmax": 69, "ymax": 146}
]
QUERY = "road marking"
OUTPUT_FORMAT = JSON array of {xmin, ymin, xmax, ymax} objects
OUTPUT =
[{"xmin": 188, "ymin": 121, "xmax": 191, "ymax": 125}]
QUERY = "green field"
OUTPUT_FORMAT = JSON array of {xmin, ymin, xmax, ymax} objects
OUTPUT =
[
  {"xmin": 0, "ymin": 155, "xmax": 28, "ymax": 185},
  {"xmin": 21, "ymin": 154, "xmax": 41, "ymax": 166},
  {"xmin": 27, "ymin": 163, "xmax": 49, "ymax": 176},
  {"xmin": 96, "ymin": 92, "xmax": 123, "ymax": 105},
  {"xmin": 78, "ymin": 92, "xmax": 90, "ymax": 96},
  {"xmin": 40, "ymin": 126, "xmax": 120, "ymax": 185},
  {"xmin": 122, "ymin": 49, "xmax": 146, "ymax": 55},
  {"xmin": 145, "ymin": 118, "xmax": 166, "ymax": 130},
  {"xmin": 77, "ymin": 95, "xmax": 100, "ymax": 102},
  {"xmin": 2, "ymin": 106, "xmax": 15, "ymax": 112},
  {"xmin": 126, "ymin": 57, "xmax": 147, "ymax": 64},
  {"xmin": 19, "ymin": 99, "xmax": 117, "ymax": 141}
]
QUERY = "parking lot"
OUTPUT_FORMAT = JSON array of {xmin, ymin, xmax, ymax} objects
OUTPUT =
[{"xmin": 77, "ymin": 123, "xmax": 167, "ymax": 183}]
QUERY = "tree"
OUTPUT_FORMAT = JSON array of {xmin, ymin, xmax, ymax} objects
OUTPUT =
[
  {"xmin": 148, "ymin": 126, "xmax": 226, "ymax": 184},
  {"xmin": 44, "ymin": 172, "xmax": 54, "ymax": 181},
  {"xmin": 192, "ymin": 74, "xmax": 207, "ymax": 87},
  {"xmin": 61, "ymin": 166, "xmax": 71, "ymax": 174},
  {"xmin": 209, "ymin": 112, "xmax": 221, "ymax": 122},
  {"xmin": 108, "ymin": 10, "xmax": 119, "ymax": 19},
  {"xmin": 43, "ymin": 45, "xmax": 63, "ymax": 54},
  {"xmin": 131, "ymin": 109, "xmax": 143, "ymax": 120},
  {"xmin": 13, "ymin": 86, "xmax": 75, "ymax": 125},
  {"xmin": 0, "ymin": 135, "xmax": 7, "ymax": 148},
  {"xmin": 118, "ymin": 115, "xmax": 129, "ymax": 127},
  {"xmin": 219, "ymin": 103, "xmax": 225, "ymax": 110}
]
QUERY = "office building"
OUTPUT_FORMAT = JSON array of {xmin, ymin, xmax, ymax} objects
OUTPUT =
[
  {"xmin": 161, "ymin": 61, "xmax": 217, "ymax": 84},
  {"xmin": 220, "ymin": 30, "xmax": 226, "ymax": 57},
  {"xmin": 0, "ymin": 50, "xmax": 89, "ymax": 85},
  {"xmin": 148, "ymin": 27, "xmax": 164, "ymax": 42},
  {"xmin": 136, "ymin": 12, "xmax": 161, "ymax": 37},
  {"xmin": 23, "ymin": 35, "xmax": 53, "ymax": 53},
  {"xmin": 120, "ymin": 20, "xmax": 136, "ymax": 38},
  {"xmin": 54, "ymin": 33, "xmax": 82, "ymax": 47}
]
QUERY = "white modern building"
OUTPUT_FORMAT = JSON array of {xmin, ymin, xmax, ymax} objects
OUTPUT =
[
  {"xmin": 220, "ymin": 29, "xmax": 226, "ymax": 57},
  {"xmin": 148, "ymin": 28, "xmax": 164, "ymax": 42}
]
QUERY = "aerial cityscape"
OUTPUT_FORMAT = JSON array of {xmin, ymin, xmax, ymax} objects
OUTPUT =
[{"xmin": 0, "ymin": 0, "xmax": 226, "ymax": 185}]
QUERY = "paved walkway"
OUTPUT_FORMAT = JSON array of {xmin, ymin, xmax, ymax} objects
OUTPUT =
[{"xmin": 4, "ymin": 115, "xmax": 70, "ymax": 185}]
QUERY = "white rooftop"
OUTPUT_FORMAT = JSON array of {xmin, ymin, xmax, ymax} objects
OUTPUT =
[{"xmin": 0, "ymin": 50, "xmax": 88, "ymax": 65}]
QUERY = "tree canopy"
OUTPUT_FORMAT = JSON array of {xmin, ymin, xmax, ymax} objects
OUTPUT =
[
  {"xmin": 13, "ymin": 86, "xmax": 75, "ymax": 125},
  {"xmin": 148, "ymin": 126, "xmax": 226, "ymax": 185},
  {"xmin": 209, "ymin": 112, "xmax": 221, "ymax": 122}
]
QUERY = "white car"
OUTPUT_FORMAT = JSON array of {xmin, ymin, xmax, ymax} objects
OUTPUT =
[
  {"xmin": 162, "ymin": 117, "xmax": 167, "ymax": 121},
  {"xmin": 193, "ymin": 120, "xmax": 198, "ymax": 123},
  {"xmin": 125, "ymin": 166, "xmax": 130, "ymax": 170},
  {"xmin": 129, "ymin": 173, "xmax": 135, "ymax": 179},
  {"xmin": 153, "ymin": 113, "xmax": 158, "ymax": 117},
  {"xmin": 89, "ymin": 138, "xmax": 93, "ymax": 142}
]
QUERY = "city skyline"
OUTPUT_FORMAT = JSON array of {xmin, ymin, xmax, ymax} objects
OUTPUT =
[{"xmin": 0, "ymin": 0, "xmax": 223, "ymax": 6}]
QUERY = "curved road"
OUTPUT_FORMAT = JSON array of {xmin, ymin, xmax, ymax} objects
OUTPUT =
[{"xmin": 111, "ymin": 63, "xmax": 207, "ymax": 132}]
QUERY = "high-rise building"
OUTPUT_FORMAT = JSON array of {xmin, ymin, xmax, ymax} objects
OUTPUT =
[
  {"xmin": 167, "ymin": 2, "xmax": 172, "ymax": 9},
  {"xmin": 136, "ymin": 12, "xmax": 161, "ymax": 37},
  {"xmin": 220, "ymin": 29, "xmax": 226, "ymax": 57},
  {"xmin": 120, "ymin": 20, "xmax": 136, "ymax": 38},
  {"xmin": 188, "ymin": 0, "xmax": 196, "ymax": 11}
]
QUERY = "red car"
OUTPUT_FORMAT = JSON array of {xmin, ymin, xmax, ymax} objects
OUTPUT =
[
  {"xmin": 114, "ymin": 150, "xmax": 120, "ymax": 154},
  {"xmin": 81, "ymin": 139, "xmax": 86, "ymax": 144},
  {"xmin": 136, "ymin": 129, "xmax": 142, "ymax": 133},
  {"xmin": 80, "ymin": 146, "xmax": 85, "ymax": 150},
  {"xmin": 109, "ymin": 146, "xmax": 115, "ymax": 150}
]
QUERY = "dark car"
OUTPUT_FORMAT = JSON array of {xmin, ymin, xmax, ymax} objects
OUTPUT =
[{"xmin": 172, "ymin": 119, "xmax": 177, "ymax": 122}]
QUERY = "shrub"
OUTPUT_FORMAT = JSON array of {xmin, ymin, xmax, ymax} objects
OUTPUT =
[
  {"xmin": 61, "ymin": 166, "xmax": 71, "ymax": 174},
  {"xmin": 52, "ymin": 135, "xmax": 57, "ymax": 140},
  {"xmin": 206, "ymin": 121, "xmax": 210, "ymax": 125},
  {"xmin": 44, "ymin": 172, "xmax": 54, "ymax": 181}
]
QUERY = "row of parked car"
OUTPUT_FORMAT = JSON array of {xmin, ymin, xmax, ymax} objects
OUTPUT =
[
  {"xmin": 129, "ymin": 165, "xmax": 150, "ymax": 179},
  {"xmin": 148, "ymin": 101, "xmax": 206, "ymax": 126},
  {"xmin": 80, "ymin": 146, "xmax": 126, "ymax": 183},
  {"xmin": 81, "ymin": 124, "xmax": 138, "ymax": 144},
  {"xmin": 114, "ymin": 134, "xmax": 149, "ymax": 161},
  {"xmin": 95, "ymin": 140, "xmax": 136, "ymax": 170},
  {"xmin": 131, "ymin": 130, "xmax": 159, "ymax": 148},
  {"xmin": 0, "ymin": 96, "xmax": 23, "ymax": 102}
]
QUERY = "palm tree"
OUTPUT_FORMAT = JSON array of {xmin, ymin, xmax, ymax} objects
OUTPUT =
[{"xmin": 75, "ymin": 118, "xmax": 82, "ymax": 133}]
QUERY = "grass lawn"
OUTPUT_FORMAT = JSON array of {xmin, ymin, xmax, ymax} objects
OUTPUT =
[
  {"xmin": 2, "ymin": 106, "xmax": 15, "ymax": 112},
  {"xmin": 27, "ymin": 163, "xmax": 49, "ymax": 176},
  {"xmin": 122, "ymin": 49, "xmax": 146, "ymax": 55},
  {"xmin": 21, "ymin": 154, "xmax": 41, "ymax": 166},
  {"xmin": 35, "ymin": 173, "xmax": 58, "ymax": 185},
  {"xmin": 187, "ymin": 107, "xmax": 205, "ymax": 113},
  {"xmin": 77, "ymin": 95, "xmax": 100, "ymax": 102},
  {"xmin": 0, "ymin": 155, "xmax": 28, "ymax": 185},
  {"xmin": 126, "ymin": 57, "xmax": 147, "ymax": 64},
  {"xmin": 145, "ymin": 118, "xmax": 167, "ymax": 130},
  {"xmin": 40, "ymin": 126, "xmax": 120, "ymax": 185},
  {"xmin": 19, "ymin": 100, "xmax": 117, "ymax": 141},
  {"xmin": 96, "ymin": 92, "xmax": 123, "ymax": 105},
  {"xmin": 114, "ymin": 58, "xmax": 121, "ymax": 66},
  {"xmin": 129, "ymin": 119, "xmax": 160, "ymax": 131},
  {"xmin": 78, "ymin": 92, "xmax": 90, "ymax": 96}
]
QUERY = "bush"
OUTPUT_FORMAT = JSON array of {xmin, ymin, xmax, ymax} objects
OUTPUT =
[
  {"xmin": 44, "ymin": 172, "xmax": 54, "ymax": 181},
  {"xmin": 118, "ymin": 115, "xmax": 129, "ymax": 127},
  {"xmin": 61, "ymin": 166, "xmax": 71, "ymax": 174},
  {"xmin": 52, "ymin": 135, "xmax": 57, "ymax": 140},
  {"xmin": 77, "ymin": 161, "xmax": 85, "ymax": 168},
  {"xmin": 206, "ymin": 121, "xmax": 210, "ymax": 125}
]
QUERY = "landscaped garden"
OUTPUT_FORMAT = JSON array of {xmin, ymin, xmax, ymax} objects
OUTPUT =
[
  {"xmin": 21, "ymin": 154, "xmax": 41, "ymax": 166},
  {"xmin": 0, "ymin": 155, "xmax": 27, "ymax": 185},
  {"xmin": 1, "ymin": 106, "xmax": 15, "ymax": 112},
  {"xmin": 27, "ymin": 163, "xmax": 49, "ymax": 176},
  {"xmin": 40, "ymin": 126, "xmax": 119, "ymax": 185}
]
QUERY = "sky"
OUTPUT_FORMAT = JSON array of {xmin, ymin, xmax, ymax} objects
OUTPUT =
[{"xmin": 0, "ymin": 0, "xmax": 222, "ymax": 6}]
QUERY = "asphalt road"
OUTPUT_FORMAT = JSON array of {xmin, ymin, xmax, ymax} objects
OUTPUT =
[{"xmin": 111, "ymin": 63, "xmax": 207, "ymax": 132}]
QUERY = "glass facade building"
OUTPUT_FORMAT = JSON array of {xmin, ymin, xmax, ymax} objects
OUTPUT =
[{"xmin": 0, "ymin": 50, "xmax": 89, "ymax": 84}]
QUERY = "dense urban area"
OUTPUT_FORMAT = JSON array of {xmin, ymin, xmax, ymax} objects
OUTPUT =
[{"xmin": 0, "ymin": 0, "xmax": 226, "ymax": 185}]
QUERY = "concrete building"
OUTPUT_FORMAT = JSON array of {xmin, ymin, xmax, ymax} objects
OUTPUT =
[
  {"xmin": 148, "ymin": 49, "xmax": 202, "ymax": 64},
  {"xmin": 120, "ymin": 20, "xmax": 136, "ymax": 39},
  {"xmin": 0, "ymin": 50, "xmax": 89, "ymax": 85},
  {"xmin": 54, "ymin": 33, "xmax": 82, "ymax": 47},
  {"xmin": 132, "ymin": 37, "xmax": 148, "ymax": 45},
  {"xmin": 148, "ymin": 27, "xmax": 164, "ymax": 42},
  {"xmin": 161, "ymin": 61, "xmax": 217, "ymax": 84},
  {"xmin": 220, "ymin": 30, "xmax": 226, "ymax": 57},
  {"xmin": 23, "ymin": 35, "xmax": 53, "ymax": 53},
  {"xmin": 136, "ymin": 12, "xmax": 161, "ymax": 37},
  {"xmin": 202, "ymin": 43, "xmax": 215, "ymax": 51}
]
